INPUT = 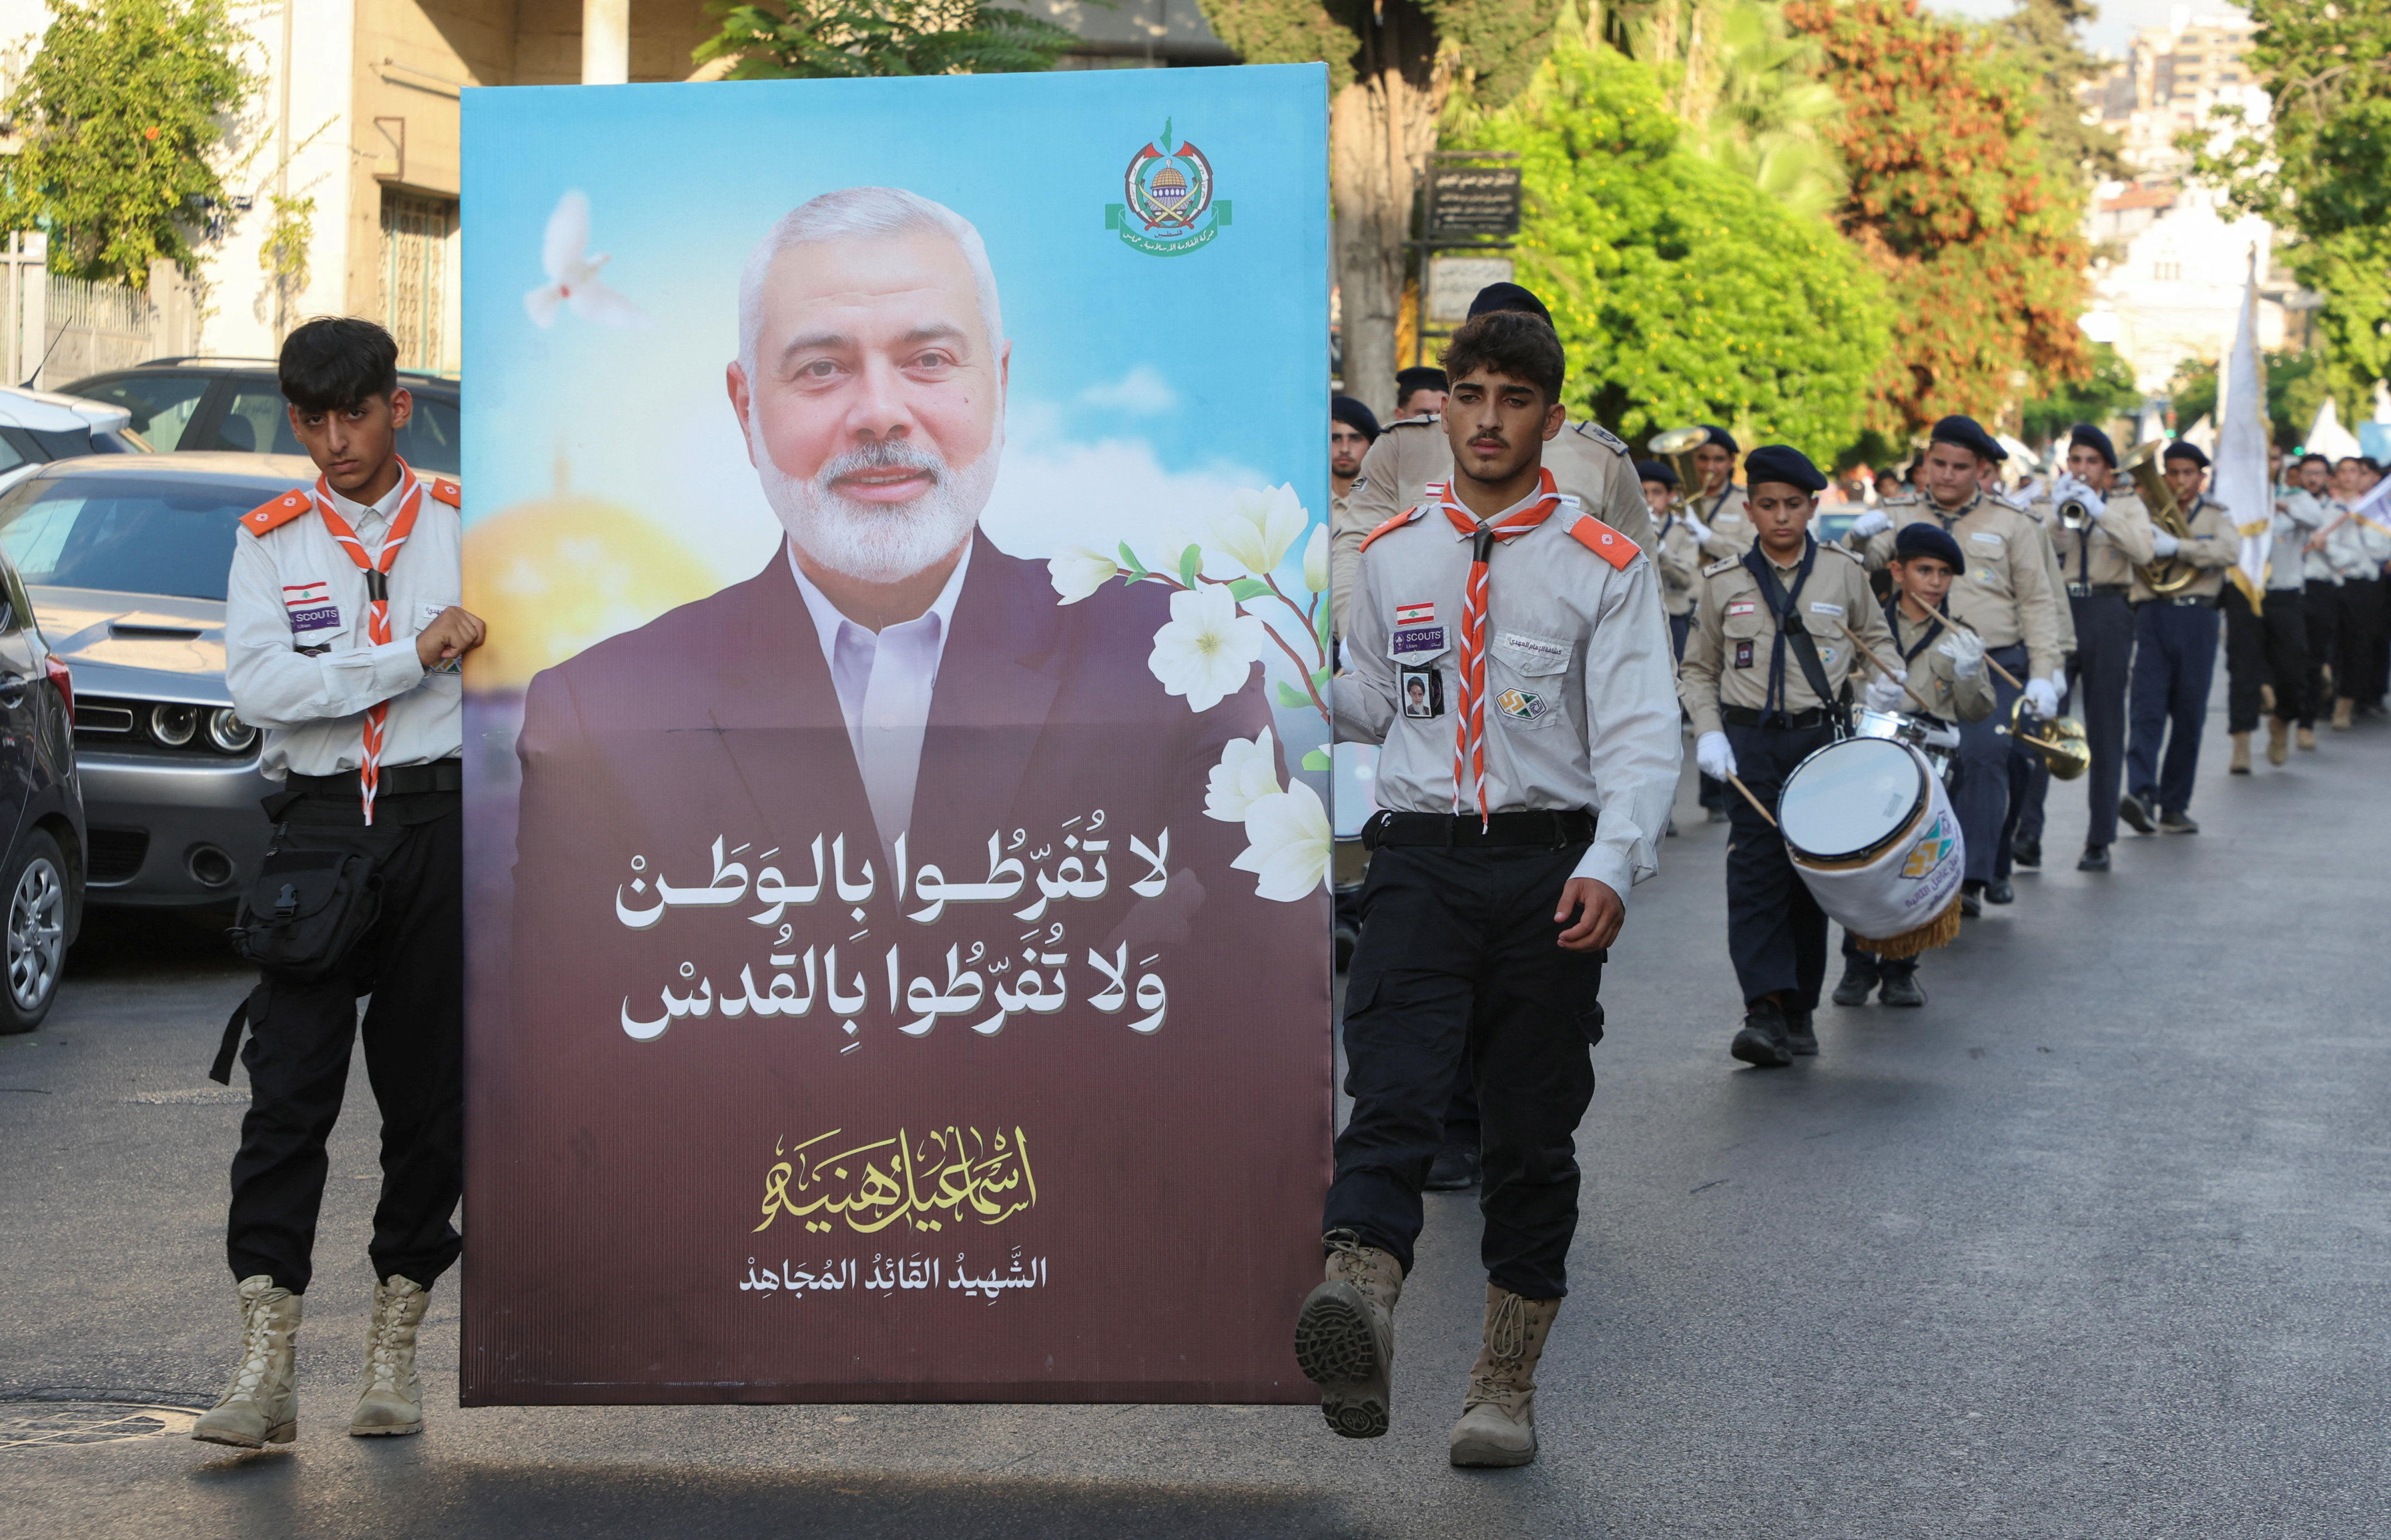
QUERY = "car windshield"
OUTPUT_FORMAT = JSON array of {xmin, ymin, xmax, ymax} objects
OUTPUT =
[{"xmin": 0, "ymin": 475, "xmax": 270, "ymax": 601}]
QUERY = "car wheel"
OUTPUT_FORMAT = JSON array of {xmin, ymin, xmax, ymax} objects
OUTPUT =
[{"xmin": 0, "ymin": 829, "xmax": 68, "ymax": 1033}]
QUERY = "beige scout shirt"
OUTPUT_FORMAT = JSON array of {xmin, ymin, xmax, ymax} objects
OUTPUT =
[
  {"xmin": 1688, "ymin": 482, "xmax": 1756, "ymax": 562},
  {"xmin": 1882, "ymin": 602, "xmax": 1997, "ymax": 723},
  {"xmin": 2006, "ymin": 496, "xmax": 2079, "ymax": 654},
  {"xmin": 1677, "ymin": 539, "xmax": 1894, "ymax": 737},
  {"xmin": 1848, "ymin": 490, "xmax": 2067, "ymax": 682},
  {"xmin": 1654, "ymin": 509, "xmax": 1703, "ymax": 618},
  {"xmin": 2128, "ymin": 494, "xmax": 2240, "ymax": 603},
  {"xmin": 2028, "ymin": 484, "xmax": 2156, "ymax": 593},
  {"xmin": 1334, "ymin": 486, "xmax": 1682, "ymax": 904},
  {"xmin": 1331, "ymin": 414, "xmax": 1656, "ymax": 637}
]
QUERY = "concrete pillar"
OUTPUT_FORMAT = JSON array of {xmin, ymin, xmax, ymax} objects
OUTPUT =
[{"xmin": 583, "ymin": 0, "xmax": 629, "ymax": 84}]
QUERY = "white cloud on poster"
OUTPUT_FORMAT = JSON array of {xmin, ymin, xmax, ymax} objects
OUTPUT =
[{"xmin": 1075, "ymin": 364, "xmax": 1179, "ymax": 416}]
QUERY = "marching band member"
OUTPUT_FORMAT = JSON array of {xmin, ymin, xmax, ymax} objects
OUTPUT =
[
  {"xmin": 2322, "ymin": 458, "xmax": 2391, "ymax": 728},
  {"xmin": 1687, "ymin": 425, "xmax": 1757, "ymax": 560},
  {"xmin": 1330, "ymin": 283, "xmax": 1653, "ymax": 639},
  {"xmin": 2226, "ymin": 444, "xmax": 2320, "ymax": 769},
  {"xmin": 1840, "ymin": 416, "xmax": 2066, "ymax": 915},
  {"xmin": 2120, "ymin": 443, "xmax": 2240, "ymax": 836},
  {"xmin": 2294, "ymin": 454, "xmax": 2341, "ymax": 744},
  {"xmin": 1643, "ymin": 458, "xmax": 1727, "ymax": 827},
  {"xmin": 1679, "ymin": 445, "xmax": 1894, "ymax": 1066},
  {"xmin": 1833, "ymin": 523, "xmax": 1996, "ymax": 1009},
  {"xmin": 1995, "ymin": 459, "xmax": 2077, "ymax": 899},
  {"xmin": 1310, "ymin": 309, "xmax": 1679, "ymax": 1467},
  {"xmin": 2028, "ymin": 425, "xmax": 2154, "ymax": 872}
]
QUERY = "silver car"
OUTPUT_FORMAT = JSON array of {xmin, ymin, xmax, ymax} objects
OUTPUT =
[{"xmin": 0, "ymin": 454, "xmax": 316, "ymax": 907}]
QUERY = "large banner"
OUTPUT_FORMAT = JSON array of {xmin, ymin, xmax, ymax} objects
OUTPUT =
[{"xmin": 458, "ymin": 67, "xmax": 1333, "ymax": 1404}]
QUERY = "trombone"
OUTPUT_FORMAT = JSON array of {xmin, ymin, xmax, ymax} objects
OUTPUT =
[{"xmin": 2123, "ymin": 439, "xmax": 2202, "ymax": 595}]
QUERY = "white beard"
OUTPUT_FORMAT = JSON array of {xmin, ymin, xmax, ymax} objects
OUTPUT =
[{"xmin": 752, "ymin": 420, "xmax": 1001, "ymax": 584}]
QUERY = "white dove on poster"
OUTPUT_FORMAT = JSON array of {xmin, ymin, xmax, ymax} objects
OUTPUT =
[{"xmin": 524, "ymin": 190, "xmax": 650, "ymax": 329}]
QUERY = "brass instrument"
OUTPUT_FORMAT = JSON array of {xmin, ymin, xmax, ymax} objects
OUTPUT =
[
  {"xmin": 2056, "ymin": 490, "xmax": 2096, "ymax": 532},
  {"xmin": 2007, "ymin": 696, "xmax": 2090, "ymax": 780},
  {"xmin": 1648, "ymin": 424, "xmax": 1710, "ymax": 507},
  {"xmin": 2124, "ymin": 439, "xmax": 2201, "ymax": 595}
]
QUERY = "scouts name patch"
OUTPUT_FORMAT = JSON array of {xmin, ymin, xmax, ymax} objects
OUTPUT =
[
  {"xmin": 284, "ymin": 581, "xmax": 339, "ymax": 637},
  {"xmin": 1391, "ymin": 625, "xmax": 1445, "ymax": 656},
  {"xmin": 1496, "ymin": 688, "xmax": 1546, "ymax": 722}
]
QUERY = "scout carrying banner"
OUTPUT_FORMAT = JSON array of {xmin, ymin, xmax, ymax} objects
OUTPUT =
[{"xmin": 458, "ymin": 67, "xmax": 1332, "ymax": 1403}]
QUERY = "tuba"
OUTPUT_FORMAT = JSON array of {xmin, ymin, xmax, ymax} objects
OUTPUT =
[
  {"xmin": 1648, "ymin": 424, "xmax": 1710, "ymax": 508},
  {"xmin": 2124, "ymin": 440, "xmax": 2201, "ymax": 595}
]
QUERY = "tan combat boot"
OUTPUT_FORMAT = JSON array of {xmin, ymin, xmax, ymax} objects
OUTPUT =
[
  {"xmin": 2334, "ymin": 697, "xmax": 2354, "ymax": 731},
  {"xmin": 2298, "ymin": 724, "xmax": 2317, "ymax": 751},
  {"xmin": 1292, "ymin": 1229, "xmax": 1403, "ymax": 1438},
  {"xmin": 1447, "ymin": 1284, "xmax": 1560, "ymax": 1468},
  {"xmin": 191, "ymin": 1275, "xmax": 301, "ymax": 1448},
  {"xmin": 2228, "ymin": 732, "xmax": 2252, "ymax": 774},
  {"xmin": 2267, "ymin": 716, "xmax": 2290, "ymax": 766},
  {"xmin": 350, "ymin": 1275, "xmax": 429, "ymax": 1436}
]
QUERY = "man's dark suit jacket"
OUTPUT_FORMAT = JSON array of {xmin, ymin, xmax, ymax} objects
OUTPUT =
[{"xmin": 467, "ymin": 531, "xmax": 1331, "ymax": 1405}]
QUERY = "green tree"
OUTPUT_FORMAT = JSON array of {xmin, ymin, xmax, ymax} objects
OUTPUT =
[
  {"xmin": 694, "ymin": 0, "xmax": 1080, "ymax": 78},
  {"xmin": 2164, "ymin": 349, "xmax": 2341, "ymax": 451},
  {"xmin": 1459, "ymin": 33, "xmax": 1890, "ymax": 457},
  {"xmin": 2021, "ymin": 340, "xmax": 2138, "ymax": 444},
  {"xmin": 1786, "ymin": 0, "xmax": 2092, "ymax": 445},
  {"xmin": 1606, "ymin": 0, "xmax": 1849, "ymax": 217},
  {"xmin": 0, "ymin": 0, "xmax": 254, "ymax": 289},
  {"xmin": 1988, "ymin": 0, "xmax": 2125, "ymax": 183},
  {"xmin": 2188, "ymin": 0, "xmax": 2391, "ymax": 416}
]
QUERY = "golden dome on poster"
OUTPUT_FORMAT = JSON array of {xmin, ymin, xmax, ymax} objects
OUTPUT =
[{"xmin": 462, "ymin": 493, "xmax": 713, "ymax": 692}]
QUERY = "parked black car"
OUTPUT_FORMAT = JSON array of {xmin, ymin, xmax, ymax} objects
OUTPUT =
[
  {"xmin": 0, "ymin": 545, "xmax": 84, "ymax": 1032},
  {"xmin": 61, "ymin": 358, "xmax": 460, "ymax": 476}
]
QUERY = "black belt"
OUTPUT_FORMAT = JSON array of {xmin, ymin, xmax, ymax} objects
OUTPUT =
[
  {"xmin": 2067, "ymin": 582, "xmax": 2129, "ymax": 598},
  {"xmin": 1722, "ymin": 704, "xmax": 1835, "ymax": 730},
  {"xmin": 283, "ymin": 757, "xmax": 462, "ymax": 798},
  {"xmin": 1362, "ymin": 809, "xmax": 1596, "ymax": 850},
  {"xmin": 2156, "ymin": 594, "xmax": 2216, "ymax": 608}
]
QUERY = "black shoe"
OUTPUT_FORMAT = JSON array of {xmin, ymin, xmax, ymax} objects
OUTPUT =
[
  {"xmin": 1423, "ymin": 1144, "xmax": 1480, "ymax": 1192},
  {"xmin": 1832, "ymin": 959, "xmax": 1880, "ymax": 1006},
  {"xmin": 2011, "ymin": 838, "xmax": 2041, "ymax": 870},
  {"xmin": 2077, "ymin": 844, "xmax": 2111, "ymax": 872},
  {"xmin": 1877, "ymin": 965, "xmax": 1927, "ymax": 1008},
  {"xmin": 1729, "ymin": 1001, "xmax": 1794, "ymax": 1067},
  {"xmin": 2119, "ymin": 791, "xmax": 2156, "ymax": 834},
  {"xmin": 2159, "ymin": 809, "xmax": 2199, "ymax": 835},
  {"xmin": 1706, "ymin": 805, "xmax": 1730, "ymax": 824},
  {"xmin": 1784, "ymin": 1009, "xmax": 1819, "ymax": 1055},
  {"xmin": 1960, "ymin": 883, "xmax": 1983, "ymax": 918},
  {"xmin": 1985, "ymin": 879, "xmax": 2014, "ymax": 905}
]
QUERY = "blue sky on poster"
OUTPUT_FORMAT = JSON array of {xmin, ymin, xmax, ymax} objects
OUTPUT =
[{"xmin": 461, "ymin": 67, "xmax": 1328, "ymax": 607}]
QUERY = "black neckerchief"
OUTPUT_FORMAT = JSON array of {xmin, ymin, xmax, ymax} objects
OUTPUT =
[
  {"xmin": 1706, "ymin": 487, "xmax": 1735, "ymax": 524},
  {"xmin": 1741, "ymin": 535, "xmax": 1834, "ymax": 721},
  {"xmin": 1884, "ymin": 593, "xmax": 1945, "ymax": 665}
]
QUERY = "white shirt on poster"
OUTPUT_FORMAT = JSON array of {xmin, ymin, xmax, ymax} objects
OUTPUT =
[{"xmin": 786, "ymin": 538, "xmax": 973, "ymax": 856}]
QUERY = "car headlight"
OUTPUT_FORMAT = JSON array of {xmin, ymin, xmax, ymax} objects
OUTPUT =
[
  {"xmin": 151, "ymin": 702, "xmax": 198, "ymax": 746},
  {"xmin": 207, "ymin": 707, "xmax": 255, "ymax": 753}
]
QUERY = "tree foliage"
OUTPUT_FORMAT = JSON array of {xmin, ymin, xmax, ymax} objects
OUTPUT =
[
  {"xmin": 0, "ymin": 0, "xmax": 253, "ymax": 288},
  {"xmin": 2021, "ymin": 340, "xmax": 2137, "ymax": 444},
  {"xmin": 1607, "ymin": 0, "xmax": 1849, "ymax": 217},
  {"xmin": 2169, "ymin": 349, "xmax": 2341, "ymax": 451},
  {"xmin": 1462, "ymin": 34, "xmax": 1889, "ymax": 456},
  {"xmin": 1786, "ymin": 0, "xmax": 2091, "ymax": 445},
  {"xmin": 1199, "ymin": 0, "xmax": 1558, "ymax": 103},
  {"xmin": 1987, "ymin": 0, "xmax": 2125, "ymax": 183},
  {"xmin": 2188, "ymin": 0, "xmax": 2391, "ymax": 413},
  {"xmin": 694, "ymin": 0, "xmax": 1080, "ymax": 77}
]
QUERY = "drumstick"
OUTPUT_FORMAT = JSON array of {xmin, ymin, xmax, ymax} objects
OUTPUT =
[
  {"xmin": 1725, "ymin": 773, "xmax": 1779, "ymax": 828},
  {"xmin": 1916, "ymin": 609, "xmax": 2027, "ymax": 691},
  {"xmin": 1832, "ymin": 619, "xmax": 1946, "ymax": 717}
]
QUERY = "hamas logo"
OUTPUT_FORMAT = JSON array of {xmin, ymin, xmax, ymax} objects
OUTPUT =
[{"xmin": 1107, "ymin": 119, "xmax": 1230, "ymax": 257}]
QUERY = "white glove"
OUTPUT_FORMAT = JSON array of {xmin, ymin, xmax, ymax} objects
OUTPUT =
[
  {"xmin": 1863, "ymin": 674, "xmax": 1909, "ymax": 713},
  {"xmin": 2024, "ymin": 676, "xmax": 2061, "ymax": 717},
  {"xmin": 1935, "ymin": 627, "xmax": 1987, "ymax": 680},
  {"xmin": 2053, "ymin": 475, "xmax": 2104, "ymax": 520},
  {"xmin": 1683, "ymin": 514, "xmax": 1714, "ymax": 545},
  {"xmin": 1850, "ymin": 508, "xmax": 1893, "ymax": 539},
  {"xmin": 1696, "ymin": 730, "xmax": 1737, "ymax": 781},
  {"xmin": 2150, "ymin": 530, "xmax": 2181, "ymax": 559}
]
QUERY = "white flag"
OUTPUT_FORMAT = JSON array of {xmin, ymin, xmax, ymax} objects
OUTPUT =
[{"xmin": 2213, "ymin": 250, "xmax": 2271, "ymax": 608}]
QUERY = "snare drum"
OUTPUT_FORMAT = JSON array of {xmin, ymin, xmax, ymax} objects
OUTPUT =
[{"xmin": 1777, "ymin": 736, "xmax": 1965, "ymax": 946}]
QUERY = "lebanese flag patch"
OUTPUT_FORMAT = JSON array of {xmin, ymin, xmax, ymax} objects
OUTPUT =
[{"xmin": 1394, "ymin": 601, "xmax": 1435, "ymax": 627}]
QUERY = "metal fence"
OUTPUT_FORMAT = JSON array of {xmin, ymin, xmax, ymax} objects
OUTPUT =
[{"xmin": 0, "ymin": 233, "xmax": 200, "ymax": 391}]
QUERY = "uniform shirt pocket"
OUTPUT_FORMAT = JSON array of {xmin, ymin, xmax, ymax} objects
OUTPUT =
[
  {"xmin": 1720, "ymin": 598, "xmax": 1767, "ymax": 639},
  {"xmin": 1491, "ymin": 629, "xmax": 1571, "ymax": 675}
]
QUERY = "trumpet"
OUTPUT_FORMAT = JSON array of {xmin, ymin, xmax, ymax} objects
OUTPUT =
[
  {"xmin": 2056, "ymin": 491, "xmax": 2097, "ymax": 532},
  {"xmin": 1648, "ymin": 424, "xmax": 1710, "ymax": 506},
  {"xmin": 2124, "ymin": 440, "xmax": 2202, "ymax": 596},
  {"xmin": 2006, "ymin": 696, "xmax": 2090, "ymax": 780}
]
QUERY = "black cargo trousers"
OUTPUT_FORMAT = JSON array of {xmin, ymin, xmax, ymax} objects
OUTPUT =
[
  {"xmin": 1323, "ymin": 814, "xmax": 1606, "ymax": 1301},
  {"xmin": 221, "ymin": 775, "xmax": 462, "ymax": 1296}
]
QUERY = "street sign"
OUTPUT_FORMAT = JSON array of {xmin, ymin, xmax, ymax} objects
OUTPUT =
[
  {"xmin": 1426, "ymin": 163, "xmax": 1522, "ymax": 239},
  {"xmin": 1427, "ymin": 256, "xmax": 1515, "ymax": 323}
]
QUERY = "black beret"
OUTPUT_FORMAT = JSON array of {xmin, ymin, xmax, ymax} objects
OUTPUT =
[
  {"xmin": 1742, "ymin": 444, "xmax": 1828, "ymax": 494},
  {"xmin": 1929, "ymin": 414, "xmax": 2007, "ymax": 463},
  {"xmin": 1893, "ymin": 520, "xmax": 1967, "ymax": 575},
  {"xmin": 1394, "ymin": 367, "xmax": 1447, "ymax": 400},
  {"xmin": 1700, "ymin": 424, "xmax": 1739, "ymax": 455},
  {"xmin": 2162, "ymin": 440, "xmax": 2210, "ymax": 469},
  {"xmin": 1634, "ymin": 459, "xmax": 1679, "ymax": 488},
  {"xmin": 1331, "ymin": 395, "xmax": 1381, "ymax": 441},
  {"xmin": 2068, "ymin": 422, "xmax": 2118, "ymax": 469},
  {"xmin": 1467, "ymin": 282, "xmax": 1554, "ymax": 328}
]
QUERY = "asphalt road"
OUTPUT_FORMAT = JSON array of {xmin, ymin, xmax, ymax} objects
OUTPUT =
[{"xmin": 5, "ymin": 704, "xmax": 2386, "ymax": 1539}]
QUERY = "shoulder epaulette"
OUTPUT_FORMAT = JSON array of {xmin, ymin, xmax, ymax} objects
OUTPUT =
[
  {"xmin": 1991, "ymin": 491, "xmax": 2029, "ymax": 513},
  {"xmin": 1821, "ymin": 541, "xmax": 1866, "ymax": 563},
  {"xmin": 426, "ymin": 477, "xmax": 462, "ymax": 508},
  {"xmin": 1568, "ymin": 420, "xmax": 1630, "ymax": 456},
  {"xmin": 240, "ymin": 489, "xmax": 314, "ymax": 536},
  {"xmin": 1388, "ymin": 413, "xmax": 1440, "ymax": 429},
  {"xmin": 1359, "ymin": 506, "xmax": 1426, "ymax": 552},
  {"xmin": 1565, "ymin": 513, "xmax": 1640, "ymax": 570},
  {"xmin": 1882, "ymin": 492, "xmax": 1921, "ymax": 508},
  {"xmin": 1702, "ymin": 553, "xmax": 1743, "ymax": 577}
]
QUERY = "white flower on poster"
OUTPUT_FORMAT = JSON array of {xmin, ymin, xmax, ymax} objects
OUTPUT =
[
  {"xmin": 1209, "ymin": 483, "xmax": 1307, "ymax": 578},
  {"xmin": 1231, "ymin": 782, "xmax": 1332, "ymax": 902},
  {"xmin": 1301, "ymin": 523, "xmax": 1330, "ymax": 595},
  {"xmin": 1205, "ymin": 727, "xmax": 1282, "ymax": 823},
  {"xmin": 1048, "ymin": 545, "xmax": 1119, "ymax": 604},
  {"xmin": 1147, "ymin": 586, "xmax": 1268, "ymax": 714}
]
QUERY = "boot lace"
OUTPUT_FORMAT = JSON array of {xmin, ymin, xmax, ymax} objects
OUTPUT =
[
  {"xmin": 224, "ymin": 1303, "xmax": 280, "ymax": 1403},
  {"xmin": 365, "ymin": 1304, "xmax": 411, "ymax": 1392},
  {"xmin": 1467, "ymin": 1292, "xmax": 1529, "ymax": 1407}
]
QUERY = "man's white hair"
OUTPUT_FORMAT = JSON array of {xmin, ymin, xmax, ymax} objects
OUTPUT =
[{"xmin": 737, "ymin": 186, "xmax": 1004, "ymax": 378}]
